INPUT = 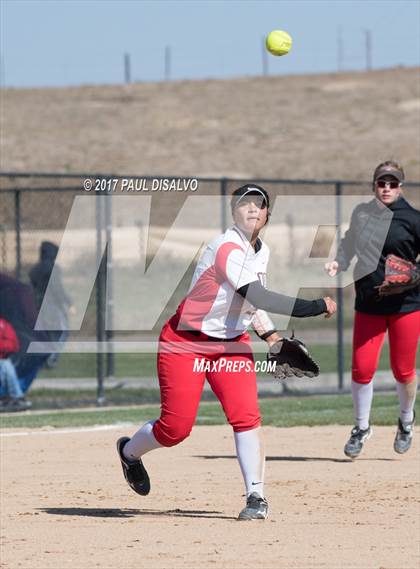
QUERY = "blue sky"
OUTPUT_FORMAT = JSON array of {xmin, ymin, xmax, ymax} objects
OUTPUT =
[{"xmin": 1, "ymin": 0, "xmax": 419, "ymax": 87}]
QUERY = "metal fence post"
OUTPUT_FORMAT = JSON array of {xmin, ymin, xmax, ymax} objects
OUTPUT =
[
  {"xmin": 105, "ymin": 193, "xmax": 115, "ymax": 380},
  {"xmin": 14, "ymin": 190, "xmax": 21, "ymax": 280},
  {"xmin": 0, "ymin": 224, "xmax": 6, "ymax": 271},
  {"xmin": 221, "ymin": 177, "xmax": 228, "ymax": 231},
  {"xmin": 335, "ymin": 182, "xmax": 344, "ymax": 391},
  {"xmin": 96, "ymin": 193, "xmax": 105, "ymax": 404}
]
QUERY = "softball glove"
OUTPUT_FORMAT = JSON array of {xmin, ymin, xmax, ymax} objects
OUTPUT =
[
  {"xmin": 376, "ymin": 254, "xmax": 420, "ymax": 297},
  {"xmin": 267, "ymin": 334, "xmax": 320, "ymax": 380}
]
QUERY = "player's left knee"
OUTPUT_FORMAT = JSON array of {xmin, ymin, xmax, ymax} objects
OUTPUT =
[{"xmin": 393, "ymin": 370, "xmax": 417, "ymax": 384}]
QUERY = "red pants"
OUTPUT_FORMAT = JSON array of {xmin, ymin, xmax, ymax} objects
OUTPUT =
[
  {"xmin": 352, "ymin": 311, "xmax": 420, "ymax": 384},
  {"xmin": 152, "ymin": 317, "xmax": 261, "ymax": 447}
]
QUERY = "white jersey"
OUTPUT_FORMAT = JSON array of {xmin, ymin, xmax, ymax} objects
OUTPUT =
[{"xmin": 175, "ymin": 225, "xmax": 275, "ymax": 339}]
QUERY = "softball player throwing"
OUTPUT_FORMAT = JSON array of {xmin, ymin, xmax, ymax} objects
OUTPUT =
[
  {"xmin": 117, "ymin": 184, "xmax": 336, "ymax": 520},
  {"xmin": 326, "ymin": 161, "xmax": 420, "ymax": 458}
]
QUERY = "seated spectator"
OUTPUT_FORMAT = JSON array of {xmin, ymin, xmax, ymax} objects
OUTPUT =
[
  {"xmin": 0, "ymin": 272, "xmax": 50, "ymax": 397},
  {"xmin": 0, "ymin": 318, "xmax": 31, "ymax": 412}
]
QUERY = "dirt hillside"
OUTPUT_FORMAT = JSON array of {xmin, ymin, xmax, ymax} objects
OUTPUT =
[{"xmin": 1, "ymin": 67, "xmax": 419, "ymax": 181}]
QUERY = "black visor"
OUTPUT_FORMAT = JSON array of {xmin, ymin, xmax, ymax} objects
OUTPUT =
[{"xmin": 231, "ymin": 185, "xmax": 270, "ymax": 210}]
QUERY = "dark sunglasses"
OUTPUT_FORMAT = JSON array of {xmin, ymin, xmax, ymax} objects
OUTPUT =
[{"xmin": 376, "ymin": 180, "xmax": 401, "ymax": 189}]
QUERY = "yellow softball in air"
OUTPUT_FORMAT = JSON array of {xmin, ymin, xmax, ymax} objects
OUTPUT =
[{"xmin": 266, "ymin": 30, "xmax": 292, "ymax": 56}]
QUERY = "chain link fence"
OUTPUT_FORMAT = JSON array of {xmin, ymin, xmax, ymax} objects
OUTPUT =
[{"xmin": 1, "ymin": 172, "xmax": 419, "ymax": 403}]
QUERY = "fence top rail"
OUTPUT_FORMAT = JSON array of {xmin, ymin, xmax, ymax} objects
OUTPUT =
[
  {"xmin": 0, "ymin": 172, "xmax": 419, "ymax": 188},
  {"xmin": 0, "ymin": 172, "xmax": 221, "ymax": 183}
]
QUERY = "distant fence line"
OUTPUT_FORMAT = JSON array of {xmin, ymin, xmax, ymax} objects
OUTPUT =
[{"xmin": 0, "ymin": 172, "xmax": 419, "ymax": 401}]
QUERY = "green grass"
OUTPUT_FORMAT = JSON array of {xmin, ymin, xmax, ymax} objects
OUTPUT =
[
  {"xmin": 1, "ymin": 393, "xmax": 416, "ymax": 430},
  {"xmin": 38, "ymin": 344, "xmax": 391, "ymax": 379},
  {"xmin": 18, "ymin": 387, "xmax": 217, "ymax": 409},
  {"xmin": 38, "ymin": 353, "xmax": 156, "ymax": 379}
]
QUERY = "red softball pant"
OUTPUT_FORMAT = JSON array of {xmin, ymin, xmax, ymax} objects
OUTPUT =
[
  {"xmin": 352, "ymin": 310, "xmax": 420, "ymax": 384},
  {"xmin": 152, "ymin": 316, "xmax": 261, "ymax": 447}
]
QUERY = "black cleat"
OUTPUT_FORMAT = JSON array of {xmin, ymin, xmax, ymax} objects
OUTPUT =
[
  {"xmin": 394, "ymin": 411, "xmax": 415, "ymax": 454},
  {"xmin": 116, "ymin": 437, "xmax": 151, "ymax": 496}
]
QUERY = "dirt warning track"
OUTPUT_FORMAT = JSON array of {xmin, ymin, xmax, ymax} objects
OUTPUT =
[{"xmin": 1, "ymin": 425, "xmax": 419, "ymax": 569}]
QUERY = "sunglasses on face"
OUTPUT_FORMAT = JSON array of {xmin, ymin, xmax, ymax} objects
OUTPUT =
[{"xmin": 376, "ymin": 180, "xmax": 401, "ymax": 189}]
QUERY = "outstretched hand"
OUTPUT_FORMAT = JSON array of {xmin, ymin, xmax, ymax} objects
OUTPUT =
[
  {"xmin": 323, "ymin": 296, "xmax": 337, "ymax": 318},
  {"xmin": 324, "ymin": 261, "xmax": 339, "ymax": 277}
]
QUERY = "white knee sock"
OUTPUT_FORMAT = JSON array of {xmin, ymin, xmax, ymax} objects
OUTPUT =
[
  {"xmin": 396, "ymin": 378, "xmax": 417, "ymax": 425},
  {"xmin": 123, "ymin": 420, "xmax": 163, "ymax": 460},
  {"xmin": 351, "ymin": 381, "xmax": 374, "ymax": 430},
  {"xmin": 234, "ymin": 427, "xmax": 265, "ymax": 499}
]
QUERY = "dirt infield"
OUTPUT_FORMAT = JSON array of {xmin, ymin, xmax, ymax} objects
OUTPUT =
[{"xmin": 1, "ymin": 425, "xmax": 419, "ymax": 569}]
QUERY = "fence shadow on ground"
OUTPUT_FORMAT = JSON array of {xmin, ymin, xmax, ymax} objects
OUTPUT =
[
  {"xmin": 195, "ymin": 454, "xmax": 396, "ymax": 463},
  {"xmin": 38, "ymin": 507, "xmax": 236, "ymax": 520}
]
